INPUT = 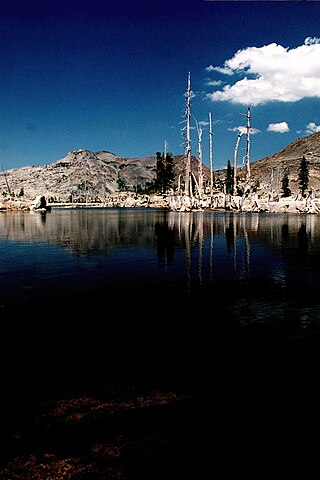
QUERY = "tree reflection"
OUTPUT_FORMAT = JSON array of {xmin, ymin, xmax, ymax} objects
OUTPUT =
[{"xmin": 155, "ymin": 222, "xmax": 174, "ymax": 266}]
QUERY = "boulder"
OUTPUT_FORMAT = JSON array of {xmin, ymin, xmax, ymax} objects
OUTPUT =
[{"xmin": 32, "ymin": 195, "xmax": 47, "ymax": 210}]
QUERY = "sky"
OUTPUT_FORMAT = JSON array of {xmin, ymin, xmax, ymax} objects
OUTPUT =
[{"xmin": 1, "ymin": 0, "xmax": 319, "ymax": 171}]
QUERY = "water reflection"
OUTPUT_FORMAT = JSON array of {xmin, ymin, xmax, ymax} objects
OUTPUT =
[
  {"xmin": 1, "ymin": 209, "xmax": 320, "ymax": 332},
  {"xmin": 1, "ymin": 209, "xmax": 320, "ymax": 421},
  {"xmin": 1, "ymin": 209, "xmax": 320, "ymax": 257},
  {"xmin": 1, "ymin": 209, "xmax": 320, "ymax": 281}
]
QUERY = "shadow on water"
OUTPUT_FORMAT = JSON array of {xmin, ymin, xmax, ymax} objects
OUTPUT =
[{"xmin": 1, "ymin": 208, "xmax": 320, "ymax": 475}]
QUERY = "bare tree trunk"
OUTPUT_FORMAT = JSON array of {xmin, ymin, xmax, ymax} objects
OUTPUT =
[
  {"xmin": 233, "ymin": 133, "xmax": 242, "ymax": 196},
  {"xmin": 209, "ymin": 112, "xmax": 213, "ymax": 197},
  {"xmin": 184, "ymin": 72, "xmax": 191, "ymax": 197},
  {"xmin": 245, "ymin": 106, "xmax": 251, "ymax": 180},
  {"xmin": 195, "ymin": 118, "xmax": 203, "ymax": 199},
  {"xmin": 4, "ymin": 172, "xmax": 11, "ymax": 196},
  {"xmin": 191, "ymin": 172, "xmax": 200, "ymax": 197},
  {"xmin": 241, "ymin": 106, "xmax": 251, "ymax": 180}
]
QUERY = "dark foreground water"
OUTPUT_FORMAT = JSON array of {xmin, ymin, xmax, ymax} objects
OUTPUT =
[{"xmin": 1, "ymin": 208, "xmax": 320, "ymax": 476}]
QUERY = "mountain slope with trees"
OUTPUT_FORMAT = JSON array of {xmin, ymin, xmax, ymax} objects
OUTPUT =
[
  {"xmin": 0, "ymin": 149, "xmax": 209, "ymax": 203},
  {"xmin": 0, "ymin": 132, "xmax": 319, "ymax": 203},
  {"xmin": 236, "ymin": 132, "xmax": 320, "ymax": 197}
]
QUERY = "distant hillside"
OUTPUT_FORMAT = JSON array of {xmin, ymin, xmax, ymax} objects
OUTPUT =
[
  {"xmin": 1, "ymin": 133, "xmax": 319, "ymax": 201},
  {"xmin": 236, "ymin": 132, "xmax": 320, "ymax": 196},
  {"xmin": 0, "ymin": 149, "xmax": 209, "ymax": 202}
]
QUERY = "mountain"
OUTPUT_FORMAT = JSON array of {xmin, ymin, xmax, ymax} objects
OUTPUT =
[
  {"xmin": 0, "ymin": 149, "xmax": 156, "ymax": 202},
  {"xmin": 0, "ymin": 133, "xmax": 319, "ymax": 202},
  {"xmin": 235, "ymin": 132, "xmax": 320, "ymax": 196},
  {"xmin": 0, "ymin": 149, "xmax": 209, "ymax": 202}
]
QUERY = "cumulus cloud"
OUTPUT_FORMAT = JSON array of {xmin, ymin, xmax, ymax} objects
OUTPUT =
[
  {"xmin": 306, "ymin": 122, "xmax": 320, "ymax": 134},
  {"xmin": 206, "ymin": 37, "xmax": 320, "ymax": 105},
  {"xmin": 228, "ymin": 126, "xmax": 261, "ymax": 135},
  {"xmin": 267, "ymin": 122, "xmax": 290, "ymax": 133}
]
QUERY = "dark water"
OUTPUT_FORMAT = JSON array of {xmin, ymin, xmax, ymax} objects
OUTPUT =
[{"xmin": 1, "ymin": 208, "xmax": 320, "ymax": 471}]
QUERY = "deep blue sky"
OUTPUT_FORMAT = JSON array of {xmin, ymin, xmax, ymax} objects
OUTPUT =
[{"xmin": 1, "ymin": 0, "xmax": 319, "ymax": 171}]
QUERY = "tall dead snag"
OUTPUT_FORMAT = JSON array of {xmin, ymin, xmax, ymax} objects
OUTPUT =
[
  {"xmin": 209, "ymin": 112, "xmax": 214, "ymax": 197},
  {"xmin": 233, "ymin": 132, "xmax": 242, "ymax": 195},
  {"xmin": 241, "ymin": 106, "xmax": 251, "ymax": 180},
  {"xmin": 184, "ymin": 72, "xmax": 192, "ymax": 197},
  {"xmin": 195, "ymin": 118, "xmax": 203, "ymax": 199}
]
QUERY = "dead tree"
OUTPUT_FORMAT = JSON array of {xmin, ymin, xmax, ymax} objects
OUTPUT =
[
  {"xmin": 191, "ymin": 172, "xmax": 200, "ymax": 196},
  {"xmin": 195, "ymin": 118, "xmax": 203, "ymax": 199},
  {"xmin": 241, "ymin": 106, "xmax": 251, "ymax": 180},
  {"xmin": 177, "ymin": 173, "xmax": 181, "ymax": 193},
  {"xmin": 233, "ymin": 132, "xmax": 243, "ymax": 195},
  {"xmin": 209, "ymin": 112, "xmax": 214, "ymax": 197},
  {"xmin": 184, "ymin": 72, "xmax": 192, "ymax": 197}
]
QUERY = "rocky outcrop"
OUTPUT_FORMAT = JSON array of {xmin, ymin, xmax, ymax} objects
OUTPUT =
[
  {"xmin": 0, "ymin": 149, "xmax": 156, "ymax": 203},
  {"xmin": 0, "ymin": 198, "xmax": 31, "ymax": 211}
]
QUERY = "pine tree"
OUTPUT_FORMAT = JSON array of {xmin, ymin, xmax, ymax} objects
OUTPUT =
[
  {"xmin": 155, "ymin": 151, "xmax": 175, "ymax": 193},
  {"xmin": 225, "ymin": 159, "xmax": 233, "ymax": 194},
  {"xmin": 155, "ymin": 152, "xmax": 164, "ymax": 192},
  {"xmin": 281, "ymin": 170, "xmax": 291, "ymax": 197},
  {"xmin": 298, "ymin": 156, "xmax": 309, "ymax": 197},
  {"xmin": 117, "ymin": 173, "xmax": 126, "ymax": 192}
]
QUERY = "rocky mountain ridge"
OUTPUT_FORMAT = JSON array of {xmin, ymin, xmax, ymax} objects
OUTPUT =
[
  {"xmin": 0, "ymin": 148, "xmax": 209, "ymax": 203},
  {"xmin": 0, "ymin": 132, "xmax": 319, "ymax": 202},
  {"xmin": 235, "ymin": 131, "xmax": 320, "ymax": 196}
]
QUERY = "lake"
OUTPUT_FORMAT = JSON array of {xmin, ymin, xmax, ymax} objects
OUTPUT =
[
  {"xmin": 1, "ymin": 207, "xmax": 320, "ymax": 475},
  {"xmin": 1, "ymin": 207, "xmax": 320, "ymax": 380}
]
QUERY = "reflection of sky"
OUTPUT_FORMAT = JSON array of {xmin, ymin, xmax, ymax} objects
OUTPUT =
[{"xmin": 1, "ymin": 210, "xmax": 320, "ymax": 328}]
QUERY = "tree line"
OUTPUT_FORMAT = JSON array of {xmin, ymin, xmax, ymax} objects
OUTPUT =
[
  {"xmin": 225, "ymin": 156, "xmax": 310, "ymax": 198},
  {"xmin": 117, "ymin": 151, "xmax": 175, "ymax": 194},
  {"xmin": 117, "ymin": 152, "xmax": 310, "ymax": 197}
]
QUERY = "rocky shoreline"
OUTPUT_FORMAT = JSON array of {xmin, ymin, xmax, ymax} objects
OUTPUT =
[{"xmin": 1, "ymin": 191, "xmax": 320, "ymax": 214}]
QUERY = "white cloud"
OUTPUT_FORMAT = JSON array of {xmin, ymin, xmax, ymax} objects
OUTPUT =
[
  {"xmin": 306, "ymin": 122, "xmax": 320, "ymax": 134},
  {"xmin": 267, "ymin": 122, "xmax": 290, "ymax": 133},
  {"xmin": 228, "ymin": 126, "xmax": 261, "ymax": 135},
  {"xmin": 206, "ymin": 80, "xmax": 223, "ymax": 86},
  {"xmin": 206, "ymin": 37, "xmax": 320, "ymax": 105},
  {"xmin": 206, "ymin": 65, "xmax": 233, "ymax": 75}
]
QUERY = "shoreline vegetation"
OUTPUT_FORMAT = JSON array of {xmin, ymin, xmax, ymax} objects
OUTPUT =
[{"xmin": 1, "ymin": 191, "xmax": 319, "ymax": 214}]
